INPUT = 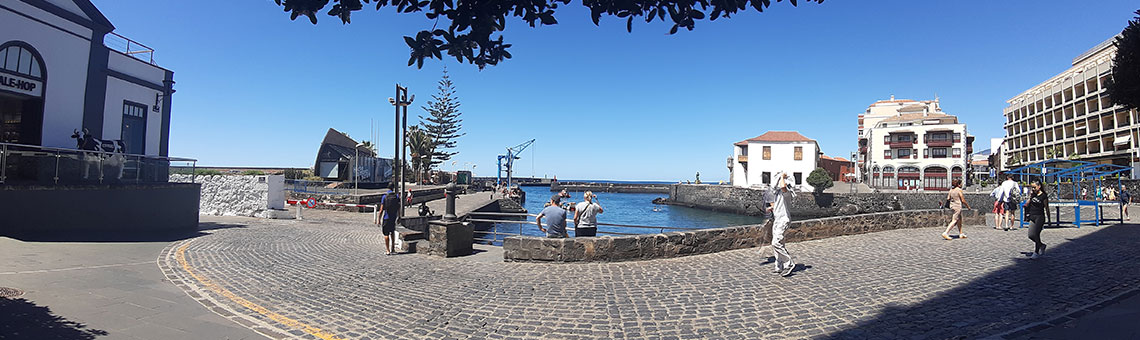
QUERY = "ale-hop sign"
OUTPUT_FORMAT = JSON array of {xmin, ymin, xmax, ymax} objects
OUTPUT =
[{"xmin": 0, "ymin": 72, "xmax": 43, "ymax": 97}]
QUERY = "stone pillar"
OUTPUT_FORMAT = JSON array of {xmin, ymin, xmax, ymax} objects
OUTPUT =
[{"xmin": 428, "ymin": 220, "xmax": 473, "ymax": 257}]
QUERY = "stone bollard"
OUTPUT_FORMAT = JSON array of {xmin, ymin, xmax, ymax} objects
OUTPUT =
[{"xmin": 429, "ymin": 183, "xmax": 472, "ymax": 257}]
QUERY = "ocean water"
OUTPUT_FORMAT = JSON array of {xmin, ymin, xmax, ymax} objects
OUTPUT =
[{"xmin": 475, "ymin": 185, "xmax": 765, "ymax": 242}]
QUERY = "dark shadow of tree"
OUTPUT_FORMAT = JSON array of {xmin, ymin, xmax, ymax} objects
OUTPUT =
[
  {"xmin": 824, "ymin": 224, "xmax": 1140, "ymax": 339},
  {"xmin": 0, "ymin": 298, "xmax": 107, "ymax": 339}
]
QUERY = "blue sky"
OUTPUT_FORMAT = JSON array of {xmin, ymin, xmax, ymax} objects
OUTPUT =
[{"xmin": 92, "ymin": 0, "xmax": 1138, "ymax": 182}]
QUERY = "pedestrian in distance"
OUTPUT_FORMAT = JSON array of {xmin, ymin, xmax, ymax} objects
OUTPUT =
[
  {"xmin": 573, "ymin": 191, "xmax": 603, "ymax": 237},
  {"xmin": 378, "ymin": 184, "xmax": 400, "ymax": 255},
  {"xmin": 767, "ymin": 172, "xmax": 797, "ymax": 277},
  {"xmin": 1024, "ymin": 182, "xmax": 1050, "ymax": 259},
  {"xmin": 1122, "ymin": 188, "xmax": 1132, "ymax": 222},
  {"xmin": 536, "ymin": 195, "xmax": 569, "ymax": 238},
  {"xmin": 996, "ymin": 174, "xmax": 1021, "ymax": 231},
  {"xmin": 942, "ymin": 179, "xmax": 971, "ymax": 240}
]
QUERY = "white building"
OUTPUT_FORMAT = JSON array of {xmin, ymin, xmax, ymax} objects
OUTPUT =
[
  {"xmin": 731, "ymin": 131, "xmax": 821, "ymax": 192},
  {"xmin": 1002, "ymin": 35, "xmax": 1137, "ymax": 175},
  {"xmin": 858, "ymin": 98, "xmax": 973, "ymax": 191},
  {"xmin": 1, "ymin": 0, "xmax": 174, "ymax": 157}
]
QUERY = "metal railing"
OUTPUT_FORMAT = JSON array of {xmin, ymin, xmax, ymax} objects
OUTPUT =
[
  {"xmin": 0, "ymin": 142, "xmax": 196, "ymax": 185},
  {"xmin": 286, "ymin": 179, "xmax": 356, "ymax": 195},
  {"xmin": 465, "ymin": 211, "xmax": 703, "ymax": 245},
  {"xmin": 105, "ymin": 32, "xmax": 156, "ymax": 65}
]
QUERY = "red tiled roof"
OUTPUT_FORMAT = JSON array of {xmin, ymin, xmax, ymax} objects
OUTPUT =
[
  {"xmin": 821, "ymin": 155, "xmax": 851, "ymax": 163},
  {"xmin": 736, "ymin": 131, "xmax": 815, "ymax": 144}
]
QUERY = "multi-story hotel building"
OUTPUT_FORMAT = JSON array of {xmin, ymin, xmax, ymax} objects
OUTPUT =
[
  {"xmin": 858, "ymin": 98, "xmax": 973, "ymax": 191},
  {"xmin": 1002, "ymin": 35, "xmax": 1136, "ymax": 174}
]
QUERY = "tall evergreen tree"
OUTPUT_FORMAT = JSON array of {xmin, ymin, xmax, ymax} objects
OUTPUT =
[
  {"xmin": 1107, "ymin": 10, "xmax": 1140, "ymax": 110},
  {"xmin": 419, "ymin": 68, "xmax": 465, "ymax": 168}
]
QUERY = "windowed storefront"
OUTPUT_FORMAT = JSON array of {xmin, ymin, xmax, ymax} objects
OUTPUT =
[{"xmin": 0, "ymin": 42, "xmax": 45, "ymax": 146}]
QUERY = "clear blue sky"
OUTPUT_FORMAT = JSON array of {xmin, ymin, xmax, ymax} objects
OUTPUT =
[{"xmin": 92, "ymin": 0, "xmax": 1138, "ymax": 182}]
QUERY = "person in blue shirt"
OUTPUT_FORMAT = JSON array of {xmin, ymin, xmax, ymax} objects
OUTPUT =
[{"xmin": 536, "ymin": 195, "xmax": 569, "ymax": 238}]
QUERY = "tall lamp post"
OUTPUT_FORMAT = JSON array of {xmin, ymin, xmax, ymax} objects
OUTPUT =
[
  {"xmin": 389, "ymin": 85, "xmax": 414, "ymax": 220},
  {"xmin": 355, "ymin": 143, "xmax": 365, "ymax": 196}
]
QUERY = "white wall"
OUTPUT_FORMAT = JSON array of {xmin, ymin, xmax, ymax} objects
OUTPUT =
[
  {"xmin": 0, "ymin": 2, "xmax": 93, "ymax": 149},
  {"xmin": 103, "ymin": 77, "xmax": 163, "ymax": 155},
  {"xmin": 734, "ymin": 141, "xmax": 818, "ymax": 191},
  {"xmin": 107, "ymin": 51, "xmax": 166, "ymax": 84}
]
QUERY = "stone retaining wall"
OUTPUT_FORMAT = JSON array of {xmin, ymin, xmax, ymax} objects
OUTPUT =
[
  {"xmin": 667, "ymin": 184, "xmax": 994, "ymax": 218},
  {"xmin": 171, "ymin": 174, "xmax": 284, "ymax": 218},
  {"xmin": 503, "ymin": 209, "xmax": 982, "ymax": 262}
]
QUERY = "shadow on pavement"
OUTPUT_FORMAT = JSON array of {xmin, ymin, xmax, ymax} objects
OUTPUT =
[
  {"xmin": 0, "ymin": 298, "xmax": 108, "ymax": 339},
  {"xmin": 1, "ymin": 222, "xmax": 247, "ymax": 243},
  {"xmin": 824, "ymin": 224, "xmax": 1140, "ymax": 339}
]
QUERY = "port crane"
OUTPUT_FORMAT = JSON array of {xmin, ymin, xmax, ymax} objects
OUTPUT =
[{"xmin": 497, "ymin": 139, "xmax": 535, "ymax": 188}]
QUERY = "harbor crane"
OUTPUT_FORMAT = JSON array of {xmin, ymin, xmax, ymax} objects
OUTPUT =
[{"xmin": 497, "ymin": 139, "xmax": 535, "ymax": 188}]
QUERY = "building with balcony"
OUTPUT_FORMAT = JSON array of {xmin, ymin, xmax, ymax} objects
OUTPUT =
[
  {"xmin": 731, "ymin": 131, "xmax": 821, "ymax": 192},
  {"xmin": 859, "ymin": 98, "xmax": 973, "ymax": 191},
  {"xmin": 1002, "ymin": 35, "xmax": 1136, "ymax": 176},
  {"xmin": 1, "ymin": 0, "xmax": 174, "ymax": 160}
]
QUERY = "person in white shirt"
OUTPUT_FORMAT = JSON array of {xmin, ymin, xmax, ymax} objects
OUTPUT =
[
  {"xmin": 573, "ymin": 191, "xmax": 603, "ymax": 237},
  {"xmin": 996, "ymin": 175, "xmax": 1022, "ymax": 231},
  {"xmin": 767, "ymin": 172, "xmax": 797, "ymax": 277}
]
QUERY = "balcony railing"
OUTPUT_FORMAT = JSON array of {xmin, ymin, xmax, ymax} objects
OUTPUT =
[
  {"xmin": 889, "ymin": 141, "xmax": 914, "ymax": 149},
  {"xmin": 104, "ymin": 32, "xmax": 157, "ymax": 65},
  {"xmin": 737, "ymin": 155, "xmax": 748, "ymax": 163},
  {"xmin": 925, "ymin": 140, "xmax": 953, "ymax": 147},
  {"xmin": 0, "ymin": 142, "xmax": 196, "ymax": 185}
]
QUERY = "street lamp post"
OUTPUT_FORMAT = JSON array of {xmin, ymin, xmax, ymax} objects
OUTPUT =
[
  {"xmin": 355, "ymin": 142, "xmax": 366, "ymax": 196},
  {"xmin": 389, "ymin": 85, "xmax": 414, "ymax": 220}
]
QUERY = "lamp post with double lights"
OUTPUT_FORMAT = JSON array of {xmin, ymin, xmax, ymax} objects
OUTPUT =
[{"xmin": 389, "ymin": 85, "xmax": 414, "ymax": 220}]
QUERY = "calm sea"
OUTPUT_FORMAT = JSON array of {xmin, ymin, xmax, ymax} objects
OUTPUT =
[{"xmin": 475, "ymin": 185, "xmax": 765, "ymax": 243}]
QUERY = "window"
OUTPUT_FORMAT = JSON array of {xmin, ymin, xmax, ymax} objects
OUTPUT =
[
  {"xmin": 897, "ymin": 149, "xmax": 911, "ymax": 158},
  {"xmin": 739, "ymin": 146, "xmax": 747, "ymax": 156},
  {"xmin": 794, "ymin": 146, "xmax": 803, "ymax": 160},
  {"xmin": 763, "ymin": 146, "xmax": 771, "ymax": 160},
  {"xmin": 952, "ymin": 148, "xmax": 962, "ymax": 157},
  {"xmin": 0, "ymin": 43, "xmax": 43, "ymax": 78},
  {"xmin": 793, "ymin": 172, "xmax": 802, "ymax": 185},
  {"xmin": 884, "ymin": 150, "xmax": 891, "ymax": 159},
  {"xmin": 932, "ymin": 148, "xmax": 948, "ymax": 158},
  {"xmin": 762, "ymin": 172, "xmax": 771, "ymax": 184},
  {"xmin": 121, "ymin": 101, "xmax": 147, "ymax": 154},
  {"xmin": 953, "ymin": 133, "xmax": 961, "ymax": 142},
  {"xmin": 897, "ymin": 134, "xmax": 912, "ymax": 142},
  {"xmin": 923, "ymin": 148, "xmax": 928, "ymax": 158}
]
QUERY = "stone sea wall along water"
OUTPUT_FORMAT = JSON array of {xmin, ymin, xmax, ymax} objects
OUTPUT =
[
  {"xmin": 503, "ymin": 209, "xmax": 983, "ymax": 263},
  {"xmin": 666, "ymin": 184, "xmax": 996, "ymax": 218},
  {"xmin": 170, "ymin": 174, "xmax": 285, "ymax": 218}
]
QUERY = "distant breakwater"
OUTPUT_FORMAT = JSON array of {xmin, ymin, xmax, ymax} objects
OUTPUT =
[{"xmin": 550, "ymin": 182, "xmax": 671, "ymax": 194}]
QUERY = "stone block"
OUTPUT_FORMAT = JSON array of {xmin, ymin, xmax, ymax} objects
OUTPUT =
[
  {"xmin": 562, "ymin": 238, "xmax": 586, "ymax": 262},
  {"xmin": 611, "ymin": 237, "xmax": 639, "ymax": 261},
  {"xmin": 536, "ymin": 238, "xmax": 564, "ymax": 261},
  {"xmin": 428, "ymin": 220, "xmax": 473, "ymax": 258}
]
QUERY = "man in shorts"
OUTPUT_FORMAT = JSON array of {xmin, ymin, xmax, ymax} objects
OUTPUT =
[
  {"xmin": 379, "ymin": 185, "xmax": 400, "ymax": 255},
  {"xmin": 997, "ymin": 174, "xmax": 1021, "ymax": 231}
]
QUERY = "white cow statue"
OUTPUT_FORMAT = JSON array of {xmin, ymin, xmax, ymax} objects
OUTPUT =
[{"xmin": 70, "ymin": 128, "xmax": 126, "ymax": 181}]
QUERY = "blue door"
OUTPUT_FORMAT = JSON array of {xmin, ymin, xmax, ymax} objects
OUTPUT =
[{"xmin": 121, "ymin": 101, "xmax": 146, "ymax": 154}]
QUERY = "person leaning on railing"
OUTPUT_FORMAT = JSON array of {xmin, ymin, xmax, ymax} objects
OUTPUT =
[{"xmin": 573, "ymin": 191, "xmax": 603, "ymax": 237}]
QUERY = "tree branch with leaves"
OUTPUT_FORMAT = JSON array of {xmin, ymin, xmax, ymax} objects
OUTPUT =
[
  {"xmin": 272, "ymin": 0, "xmax": 823, "ymax": 69},
  {"xmin": 1107, "ymin": 10, "xmax": 1140, "ymax": 110}
]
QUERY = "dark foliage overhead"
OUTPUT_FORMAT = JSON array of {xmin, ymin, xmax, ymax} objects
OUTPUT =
[
  {"xmin": 273, "ymin": 0, "xmax": 823, "ymax": 69},
  {"xmin": 1107, "ymin": 10, "xmax": 1140, "ymax": 110}
]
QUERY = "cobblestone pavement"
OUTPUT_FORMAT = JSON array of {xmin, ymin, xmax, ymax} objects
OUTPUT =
[{"xmin": 164, "ymin": 214, "xmax": 1140, "ymax": 339}]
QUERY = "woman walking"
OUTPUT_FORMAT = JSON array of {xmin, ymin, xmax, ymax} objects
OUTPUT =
[
  {"xmin": 1025, "ymin": 182, "xmax": 1050, "ymax": 258},
  {"xmin": 942, "ymin": 179, "xmax": 970, "ymax": 240}
]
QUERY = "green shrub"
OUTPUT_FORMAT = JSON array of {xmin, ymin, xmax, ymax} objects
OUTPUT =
[
  {"xmin": 241, "ymin": 170, "xmax": 266, "ymax": 176},
  {"xmin": 806, "ymin": 167, "xmax": 834, "ymax": 193},
  {"xmin": 194, "ymin": 169, "xmax": 222, "ymax": 176}
]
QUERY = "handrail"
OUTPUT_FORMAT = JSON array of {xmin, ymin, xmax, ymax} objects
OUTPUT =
[
  {"xmin": 105, "ymin": 32, "xmax": 156, "ymax": 65},
  {"xmin": 0, "ymin": 142, "xmax": 197, "ymax": 185},
  {"xmin": 0, "ymin": 142, "xmax": 196, "ymax": 162}
]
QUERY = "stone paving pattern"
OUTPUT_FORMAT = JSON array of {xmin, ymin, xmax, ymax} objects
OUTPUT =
[{"xmin": 164, "ymin": 212, "xmax": 1140, "ymax": 339}]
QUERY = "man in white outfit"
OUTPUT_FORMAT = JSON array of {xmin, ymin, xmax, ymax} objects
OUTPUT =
[{"xmin": 768, "ymin": 172, "xmax": 797, "ymax": 277}]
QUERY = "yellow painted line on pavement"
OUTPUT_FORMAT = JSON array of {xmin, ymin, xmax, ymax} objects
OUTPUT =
[{"xmin": 175, "ymin": 242, "xmax": 343, "ymax": 340}]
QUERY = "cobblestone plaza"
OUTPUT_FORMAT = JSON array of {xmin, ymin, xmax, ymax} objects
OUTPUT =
[{"xmin": 158, "ymin": 212, "xmax": 1140, "ymax": 339}]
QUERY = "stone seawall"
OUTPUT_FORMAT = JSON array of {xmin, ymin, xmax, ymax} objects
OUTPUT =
[
  {"xmin": 171, "ymin": 174, "xmax": 284, "ymax": 218},
  {"xmin": 666, "ymin": 184, "xmax": 994, "ymax": 218},
  {"xmin": 551, "ymin": 182, "xmax": 670, "ymax": 194},
  {"xmin": 503, "ymin": 209, "xmax": 982, "ymax": 263}
]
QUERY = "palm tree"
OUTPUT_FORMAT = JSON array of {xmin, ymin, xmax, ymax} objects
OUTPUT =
[{"xmin": 406, "ymin": 126, "xmax": 434, "ymax": 184}]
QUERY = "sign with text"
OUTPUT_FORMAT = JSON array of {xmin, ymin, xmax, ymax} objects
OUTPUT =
[{"xmin": 0, "ymin": 71, "xmax": 43, "ymax": 98}]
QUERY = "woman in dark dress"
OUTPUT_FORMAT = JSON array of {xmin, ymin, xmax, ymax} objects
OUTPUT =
[{"xmin": 1024, "ymin": 182, "xmax": 1050, "ymax": 259}]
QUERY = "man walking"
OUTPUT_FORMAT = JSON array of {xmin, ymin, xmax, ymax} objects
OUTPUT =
[
  {"xmin": 768, "ymin": 172, "xmax": 797, "ymax": 277},
  {"xmin": 574, "ymin": 191, "xmax": 604, "ymax": 237},
  {"xmin": 997, "ymin": 174, "xmax": 1021, "ymax": 231},
  {"xmin": 378, "ymin": 185, "xmax": 400, "ymax": 255},
  {"xmin": 536, "ymin": 195, "xmax": 569, "ymax": 238}
]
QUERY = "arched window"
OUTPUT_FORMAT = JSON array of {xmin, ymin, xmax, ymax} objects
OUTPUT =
[{"xmin": 0, "ymin": 42, "xmax": 45, "ymax": 80}]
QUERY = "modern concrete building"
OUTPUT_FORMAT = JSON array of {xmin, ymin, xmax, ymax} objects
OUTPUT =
[
  {"xmin": 1, "ymin": 0, "xmax": 174, "ymax": 156},
  {"xmin": 858, "ymin": 98, "xmax": 973, "ymax": 191},
  {"xmin": 1002, "ymin": 35, "xmax": 1136, "ymax": 177},
  {"xmin": 731, "ymin": 131, "xmax": 821, "ymax": 192}
]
